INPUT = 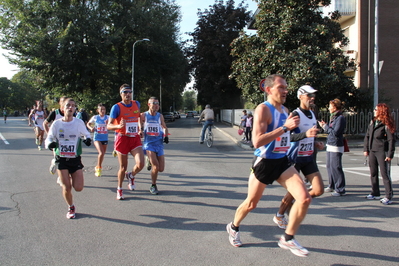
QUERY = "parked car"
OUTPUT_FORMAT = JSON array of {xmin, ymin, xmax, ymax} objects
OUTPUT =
[
  {"xmin": 186, "ymin": 111, "xmax": 194, "ymax": 118},
  {"xmin": 163, "ymin": 112, "xmax": 175, "ymax": 122},
  {"xmin": 173, "ymin": 111, "xmax": 180, "ymax": 119}
]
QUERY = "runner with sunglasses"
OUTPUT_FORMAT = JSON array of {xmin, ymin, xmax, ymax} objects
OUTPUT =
[
  {"xmin": 107, "ymin": 84, "xmax": 144, "ymax": 200},
  {"xmin": 141, "ymin": 97, "xmax": 169, "ymax": 195}
]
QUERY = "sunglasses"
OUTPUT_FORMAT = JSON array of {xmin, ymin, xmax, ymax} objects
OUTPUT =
[
  {"xmin": 149, "ymin": 102, "xmax": 159, "ymax": 105},
  {"xmin": 122, "ymin": 90, "xmax": 132, "ymax": 94},
  {"xmin": 306, "ymin": 93, "xmax": 316, "ymax": 98}
]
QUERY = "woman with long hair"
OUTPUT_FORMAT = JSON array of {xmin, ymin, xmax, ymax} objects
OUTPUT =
[
  {"xmin": 319, "ymin": 99, "xmax": 347, "ymax": 196},
  {"xmin": 363, "ymin": 103, "xmax": 395, "ymax": 205}
]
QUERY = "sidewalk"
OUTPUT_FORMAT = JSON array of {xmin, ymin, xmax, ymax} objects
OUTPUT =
[
  {"xmin": 214, "ymin": 122, "xmax": 254, "ymax": 150},
  {"xmin": 214, "ymin": 122, "xmax": 368, "ymax": 150}
]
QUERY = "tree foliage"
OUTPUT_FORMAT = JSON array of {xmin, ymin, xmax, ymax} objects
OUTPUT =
[
  {"xmin": 0, "ymin": 73, "xmax": 41, "ymax": 112},
  {"xmin": 188, "ymin": 0, "xmax": 251, "ymax": 109},
  {"xmin": 230, "ymin": 0, "xmax": 359, "ymax": 110},
  {"xmin": 182, "ymin": 90, "xmax": 197, "ymax": 111},
  {"xmin": 0, "ymin": 0, "xmax": 189, "ymax": 111}
]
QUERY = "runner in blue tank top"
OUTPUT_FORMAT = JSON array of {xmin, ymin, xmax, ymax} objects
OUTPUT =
[
  {"xmin": 87, "ymin": 103, "xmax": 109, "ymax": 177},
  {"xmin": 226, "ymin": 74, "xmax": 312, "ymax": 257},
  {"xmin": 141, "ymin": 97, "xmax": 169, "ymax": 195}
]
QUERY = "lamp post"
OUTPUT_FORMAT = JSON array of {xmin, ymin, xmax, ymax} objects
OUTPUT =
[{"xmin": 132, "ymin": 38, "xmax": 150, "ymax": 98}]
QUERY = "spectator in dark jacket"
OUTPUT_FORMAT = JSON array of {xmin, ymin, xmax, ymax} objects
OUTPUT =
[
  {"xmin": 319, "ymin": 99, "xmax": 346, "ymax": 196},
  {"xmin": 363, "ymin": 103, "xmax": 395, "ymax": 205}
]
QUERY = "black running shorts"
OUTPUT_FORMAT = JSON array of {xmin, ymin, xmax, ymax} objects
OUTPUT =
[
  {"xmin": 57, "ymin": 156, "xmax": 84, "ymax": 174},
  {"xmin": 294, "ymin": 160, "xmax": 319, "ymax": 176},
  {"xmin": 251, "ymin": 156, "xmax": 293, "ymax": 185}
]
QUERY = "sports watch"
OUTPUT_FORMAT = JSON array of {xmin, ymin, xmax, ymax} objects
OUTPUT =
[{"xmin": 282, "ymin": 126, "xmax": 288, "ymax": 133}]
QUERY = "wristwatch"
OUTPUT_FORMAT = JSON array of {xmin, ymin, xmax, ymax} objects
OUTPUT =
[{"xmin": 282, "ymin": 126, "xmax": 288, "ymax": 133}]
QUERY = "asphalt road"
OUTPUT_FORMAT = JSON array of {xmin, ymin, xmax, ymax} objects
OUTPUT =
[{"xmin": 0, "ymin": 116, "xmax": 398, "ymax": 265}]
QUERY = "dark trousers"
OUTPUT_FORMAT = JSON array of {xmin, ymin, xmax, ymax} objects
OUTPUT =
[
  {"xmin": 245, "ymin": 127, "xmax": 252, "ymax": 141},
  {"xmin": 368, "ymin": 150, "xmax": 393, "ymax": 199},
  {"xmin": 326, "ymin": 151, "xmax": 346, "ymax": 193}
]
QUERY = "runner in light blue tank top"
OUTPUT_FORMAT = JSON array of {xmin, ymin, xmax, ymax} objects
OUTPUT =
[
  {"xmin": 226, "ymin": 74, "xmax": 313, "ymax": 257},
  {"xmin": 87, "ymin": 104, "xmax": 109, "ymax": 177},
  {"xmin": 254, "ymin": 101, "xmax": 290, "ymax": 159},
  {"xmin": 91, "ymin": 114, "xmax": 109, "ymax": 142},
  {"xmin": 141, "ymin": 97, "xmax": 169, "ymax": 195},
  {"xmin": 143, "ymin": 111, "xmax": 164, "ymax": 147}
]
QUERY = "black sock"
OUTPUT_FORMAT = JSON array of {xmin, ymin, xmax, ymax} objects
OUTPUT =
[
  {"xmin": 284, "ymin": 233, "xmax": 294, "ymax": 241},
  {"xmin": 231, "ymin": 223, "xmax": 239, "ymax": 232}
]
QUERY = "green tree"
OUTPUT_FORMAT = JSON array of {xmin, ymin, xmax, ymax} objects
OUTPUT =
[
  {"xmin": 188, "ymin": 0, "xmax": 251, "ymax": 109},
  {"xmin": 230, "ymin": 0, "xmax": 359, "ymax": 110},
  {"xmin": 0, "ymin": 0, "xmax": 189, "ymax": 111},
  {"xmin": 182, "ymin": 90, "xmax": 197, "ymax": 111},
  {"xmin": 0, "ymin": 74, "xmax": 41, "ymax": 112}
]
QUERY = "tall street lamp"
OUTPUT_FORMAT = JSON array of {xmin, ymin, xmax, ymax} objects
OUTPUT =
[{"xmin": 132, "ymin": 38, "xmax": 150, "ymax": 98}]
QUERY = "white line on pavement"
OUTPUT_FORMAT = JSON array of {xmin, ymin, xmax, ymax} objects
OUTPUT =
[
  {"xmin": 318, "ymin": 165, "xmax": 399, "ymax": 181},
  {"xmin": 0, "ymin": 132, "xmax": 10, "ymax": 144}
]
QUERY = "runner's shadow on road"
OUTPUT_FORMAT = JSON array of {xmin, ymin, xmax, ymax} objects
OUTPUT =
[
  {"xmin": 300, "ymin": 223, "xmax": 399, "ymax": 239},
  {"xmin": 309, "ymin": 247, "xmax": 399, "ymax": 264}
]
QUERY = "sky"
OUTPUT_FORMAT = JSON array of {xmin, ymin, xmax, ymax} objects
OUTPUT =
[{"xmin": 0, "ymin": 0, "xmax": 258, "ymax": 80}]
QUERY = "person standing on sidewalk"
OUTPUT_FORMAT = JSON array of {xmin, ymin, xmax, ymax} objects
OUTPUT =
[
  {"xmin": 319, "ymin": 99, "xmax": 346, "ymax": 196},
  {"xmin": 141, "ymin": 97, "xmax": 169, "ymax": 195},
  {"xmin": 107, "ymin": 84, "xmax": 144, "ymax": 200},
  {"xmin": 226, "ymin": 74, "xmax": 312, "ymax": 257},
  {"xmin": 87, "ymin": 103, "xmax": 109, "ymax": 177},
  {"xmin": 45, "ymin": 98, "xmax": 92, "ymax": 219},
  {"xmin": 363, "ymin": 103, "xmax": 395, "ymax": 205},
  {"xmin": 244, "ymin": 111, "xmax": 253, "ymax": 144},
  {"xmin": 273, "ymin": 85, "xmax": 322, "ymax": 229},
  {"xmin": 240, "ymin": 110, "xmax": 247, "ymax": 141},
  {"xmin": 198, "ymin": 104, "xmax": 214, "ymax": 144}
]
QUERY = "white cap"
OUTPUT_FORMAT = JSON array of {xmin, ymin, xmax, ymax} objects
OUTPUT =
[{"xmin": 297, "ymin": 85, "xmax": 317, "ymax": 99}]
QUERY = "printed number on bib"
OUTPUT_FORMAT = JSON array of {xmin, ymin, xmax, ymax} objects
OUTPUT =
[
  {"xmin": 126, "ymin": 122, "xmax": 138, "ymax": 137},
  {"xmin": 96, "ymin": 123, "xmax": 107, "ymax": 134},
  {"xmin": 273, "ymin": 132, "xmax": 290, "ymax": 153},
  {"xmin": 60, "ymin": 141, "xmax": 77, "ymax": 158},
  {"xmin": 298, "ymin": 139, "xmax": 314, "ymax": 156},
  {"xmin": 146, "ymin": 122, "xmax": 160, "ymax": 136}
]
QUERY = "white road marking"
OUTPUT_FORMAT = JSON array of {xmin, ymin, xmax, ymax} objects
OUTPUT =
[
  {"xmin": 318, "ymin": 165, "xmax": 399, "ymax": 181},
  {"xmin": 0, "ymin": 132, "xmax": 10, "ymax": 144}
]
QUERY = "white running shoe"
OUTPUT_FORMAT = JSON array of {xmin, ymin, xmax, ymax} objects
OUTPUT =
[
  {"xmin": 226, "ymin": 222, "xmax": 242, "ymax": 247},
  {"xmin": 278, "ymin": 236, "xmax": 309, "ymax": 257},
  {"xmin": 366, "ymin": 194, "xmax": 380, "ymax": 200},
  {"xmin": 146, "ymin": 156, "xmax": 152, "ymax": 171},
  {"xmin": 66, "ymin": 206, "xmax": 75, "ymax": 219},
  {"xmin": 273, "ymin": 215, "xmax": 288, "ymax": 229},
  {"xmin": 116, "ymin": 189, "xmax": 124, "ymax": 200},
  {"xmin": 56, "ymin": 176, "xmax": 62, "ymax": 186},
  {"xmin": 125, "ymin": 172, "xmax": 136, "ymax": 190},
  {"xmin": 324, "ymin": 187, "xmax": 334, "ymax": 193},
  {"xmin": 380, "ymin": 197, "xmax": 393, "ymax": 205},
  {"xmin": 49, "ymin": 158, "xmax": 57, "ymax": 175}
]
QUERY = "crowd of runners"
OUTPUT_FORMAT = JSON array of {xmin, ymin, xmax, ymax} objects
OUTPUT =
[{"xmin": 18, "ymin": 77, "xmax": 395, "ymax": 258}]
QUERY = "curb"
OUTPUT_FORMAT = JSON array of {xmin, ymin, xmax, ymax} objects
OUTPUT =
[{"xmin": 214, "ymin": 125, "xmax": 254, "ymax": 150}]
